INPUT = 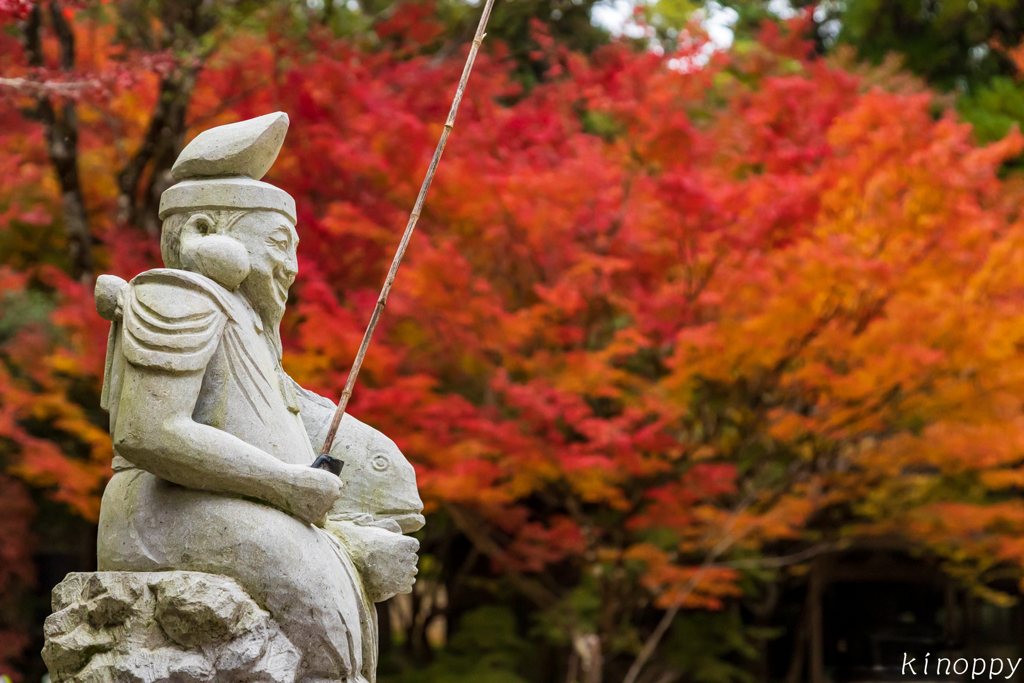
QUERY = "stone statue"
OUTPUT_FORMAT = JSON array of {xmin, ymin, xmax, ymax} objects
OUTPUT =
[{"xmin": 42, "ymin": 113, "xmax": 423, "ymax": 683}]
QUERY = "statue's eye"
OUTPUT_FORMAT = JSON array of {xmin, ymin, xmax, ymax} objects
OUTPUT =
[
  {"xmin": 268, "ymin": 230, "xmax": 291, "ymax": 250},
  {"xmin": 370, "ymin": 453, "xmax": 390, "ymax": 472}
]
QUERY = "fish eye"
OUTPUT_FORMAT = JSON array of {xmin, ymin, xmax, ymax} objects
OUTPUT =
[{"xmin": 370, "ymin": 453, "xmax": 390, "ymax": 472}]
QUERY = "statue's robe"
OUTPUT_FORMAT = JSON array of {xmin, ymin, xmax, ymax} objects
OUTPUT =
[{"xmin": 97, "ymin": 268, "xmax": 376, "ymax": 682}]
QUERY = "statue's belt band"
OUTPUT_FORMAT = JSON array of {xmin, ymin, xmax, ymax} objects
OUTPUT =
[{"xmin": 158, "ymin": 177, "xmax": 296, "ymax": 223}]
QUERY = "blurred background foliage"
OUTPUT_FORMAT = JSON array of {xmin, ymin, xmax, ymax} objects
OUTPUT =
[{"xmin": 8, "ymin": 1, "xmax": 1024, "ymax": 683}]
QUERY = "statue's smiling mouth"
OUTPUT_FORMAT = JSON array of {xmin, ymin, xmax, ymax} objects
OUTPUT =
[
  {"xmin": 378, "ymin": 510, "xmax": 426, "ymax": 534},
  {"xmin": 273, "ymin": 270, "xmax": 293, "ymax": 302}
]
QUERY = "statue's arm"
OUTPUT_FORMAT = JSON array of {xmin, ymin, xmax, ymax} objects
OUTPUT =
[
  {"xmin": 110, "ymin": 274, "xmax": 341, "ymax": 525},
  {"xmin": 113, "ymin": 363, "xmax": 339, "ymax": 524}
]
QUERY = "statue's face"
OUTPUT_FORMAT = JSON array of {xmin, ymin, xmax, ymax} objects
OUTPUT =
[{"xmin": 229, "ymin": 211, "xmax": 298, "ymax": 321}]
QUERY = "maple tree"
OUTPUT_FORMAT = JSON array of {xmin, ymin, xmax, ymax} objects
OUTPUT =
[
  {"xmin": 6, "ymin": 2, "xmax": 1024, "ymax": 682},
  {"xmin": 716, "ymin": 1, "xmax": 1024, "ymax": 151}
]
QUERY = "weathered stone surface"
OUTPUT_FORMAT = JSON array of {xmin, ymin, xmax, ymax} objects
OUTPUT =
[
  {"xmin": 94, "ymin": 274, "xmax": 127, "ymax": 322},
  {"xmin": 43, "ymin": 571, "xmax": 300, "ymax": 683},
  {"xmin": 327, "ymin": 521, "xmax": 420, "ymax": 603},
  {"xmin": 159, "ymin": 112, "xmax": 295, "ymax": 221},
  {"xmin": 171, "ymin": 112, "xmax": 288, "ymax": 182},
  {"xmin": 179, "ymin": 232, "xmax": 251, "ymax": 290}
]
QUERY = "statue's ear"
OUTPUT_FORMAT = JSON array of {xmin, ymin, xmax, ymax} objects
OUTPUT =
[{"xmin": 179, "ymin": 213, "xmax": 251, "ymax": 290}]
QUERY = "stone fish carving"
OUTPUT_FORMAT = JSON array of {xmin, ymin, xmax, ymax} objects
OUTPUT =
[
  {"xmin": 43, "ymin": 113, "xmax": 423, "ymax": 683},
  {"xmin": 294, "ymin": 382, "xmax": 425, "ymax": 534}
]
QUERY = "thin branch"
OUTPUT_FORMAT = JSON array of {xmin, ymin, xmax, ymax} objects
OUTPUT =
[
  {"xmin": 785, "ymin": 604, "xmax": 809, "ymax": 683},
  {"xmin": 572, "ymin": 632, "xmax": 603, "ymax": 683},
  {"xmin": 722, "ymin": 543, "xmax": 840, "ymax": 570},
  {"xmin": 0, "ymin": 76, "xmax": 101, "ymax": 95},
  {"xmin": 186, "ymin": 82, "xmax": 266, "ymax": 130},
  {"xmin": 49, "ymin": 0, "xmax": 74, "ymax": 69},
  {"xmin": 621, "ymin": 498, "xmax": 754, "ymax": 683},
  {"xmin": 445, "ymin": 503, "xmax": 559, "ymax": 607},
  {"xmin": 23, "ymin": 1, "xmax": 94, "ymax": 280}
]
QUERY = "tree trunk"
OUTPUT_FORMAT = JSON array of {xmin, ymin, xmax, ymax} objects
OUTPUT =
[
  {"xmin": 809, "ymin": 563, "xmax": 824, "ymax": 683},
  {"xmin": 117, "ymin": 67, "xmax": 199, "ymax": 236},
  {"xmin": 786, "ymin": 604, "xmax": 809, "ymax": 683},
  {"xmin": 24, "ymin": 1, "xmax": 94, "ymax": 280},
  {"xmin": 572, "ymin": 632, "xmax": 602, "ymax": 683}
]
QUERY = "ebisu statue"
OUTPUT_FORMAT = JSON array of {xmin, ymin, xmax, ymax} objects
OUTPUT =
[{"xmin": 41, "ymin": 113, "xmax": 424, "ymax": 683}]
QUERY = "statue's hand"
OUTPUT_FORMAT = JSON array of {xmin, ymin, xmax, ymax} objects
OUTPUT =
[
  {"xmin": 325, "ymin": 521, "xmax": 420, "ymax": 603},
  {"xmin": 283, "ymin": 466, "xmax": 344, "ymax": 526}
]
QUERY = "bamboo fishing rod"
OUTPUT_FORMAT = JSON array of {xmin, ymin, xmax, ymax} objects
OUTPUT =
[{"xmin": 312, "ymin": 0, "xmax": 498, "ymax": 475}]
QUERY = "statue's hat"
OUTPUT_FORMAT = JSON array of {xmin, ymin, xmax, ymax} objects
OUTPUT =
[{"xmin": 158, "ymin": 112, "xmax": 295, "ymax": 223}]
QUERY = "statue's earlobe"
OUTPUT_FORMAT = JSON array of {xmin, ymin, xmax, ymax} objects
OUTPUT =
[{"xmin": 179, "ymin": 214, "xmax": 251, "ymax": 290}]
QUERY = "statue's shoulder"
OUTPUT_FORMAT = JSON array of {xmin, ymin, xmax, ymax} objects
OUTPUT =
[
  {"xmin": 121, "ymin": 268, "xmax": 241, "ymax": 373},
  {"xmin": 128, "ymin": 268, "xmax": 244, "ymax": 319}
]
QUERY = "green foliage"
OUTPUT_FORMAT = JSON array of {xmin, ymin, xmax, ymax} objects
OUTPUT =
[
  {"xmin": 834, "ymin": 0, "xmax": 1020, "ymax": 90},
  {"xmin": 718, "ymin": 0, "xmax": 1024, "ymax": 90},
  {"xmin": 714, "ymin": 0, "xmax": 800, "ymax": 43},
  {"xmin": 0, "ymin": 290, "xmax": 53, "ymax": 345},
  {"xmin": 958, "ymin": 75, "xmax": 1024, "ymax": 144},
  {"xmin": 531, "ymin": 576, "xmax": 604, "ymax": 646},
  {"xmin": 634, "ymin": 0, "xmax": 699, "ymax": 49},
  {"xmin": 383, "ymin": 607, "xmax": 530, "ymax": 683},
  {"xmin": 665, "ymin": 609, "xmax": 774, "ymax": 683},
  {"xmin": 0, "ymin": 219, "xmax": 70, "ymax": 273},
  {"xmin": 440, "ymin": 0, "xmax": 611, "ymax": 86},
  {"xmin": 646, "ymin": 0, "xmax": 698, "ymax": 31}
]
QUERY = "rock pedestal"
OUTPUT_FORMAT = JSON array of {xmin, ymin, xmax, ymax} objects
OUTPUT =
[{"xmin": 42, "ymin": 572, "xmax": 300, "ymax": 683}]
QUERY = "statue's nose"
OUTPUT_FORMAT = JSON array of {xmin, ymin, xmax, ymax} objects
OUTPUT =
[{"xmin": 283, "ymin": 259, "xmax": 298, "ymax": 279}]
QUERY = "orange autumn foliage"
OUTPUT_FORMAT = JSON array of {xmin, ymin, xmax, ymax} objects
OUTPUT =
[{"xmin": 6, "ymin": 5, "xmax": 1024, "ymax": 675}]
